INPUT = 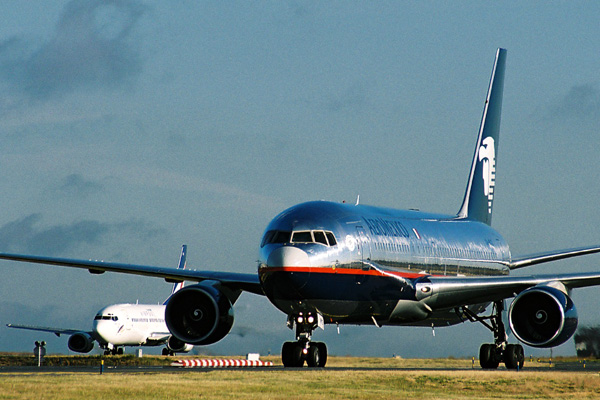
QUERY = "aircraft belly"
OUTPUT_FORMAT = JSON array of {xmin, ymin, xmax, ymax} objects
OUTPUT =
[{"xmin": 263, "ymin": 268, "xmax": 416, "ymax": 321}]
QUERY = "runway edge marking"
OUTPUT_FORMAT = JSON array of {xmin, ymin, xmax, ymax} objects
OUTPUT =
[{"xmin": 171, "ymin": 359, "xmax": 274, "ymax": 368}]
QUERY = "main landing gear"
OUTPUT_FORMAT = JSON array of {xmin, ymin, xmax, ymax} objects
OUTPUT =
[
  {"xmin": 460, "ymin": 300, "xmax": 525, "ymax": 370},
  {"xmin": 282, "ymin": 312, "xmax": 327, "ymax": 367},
  {"xmin": 103, "ymin": 347, "xmax": 124, "ymax": 355}
]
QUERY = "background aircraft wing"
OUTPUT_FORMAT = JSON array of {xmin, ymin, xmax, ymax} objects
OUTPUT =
[
  {"xmin": 422, "ymin": 271, "xmax": 600, "ymax": 310},
  {"xmin": 6, "ymin": 323, "xmax": 89, "ymax": 337},
  {"xmin": 0, "ymin": 252, "xmax": 263, "ymax": 295}
]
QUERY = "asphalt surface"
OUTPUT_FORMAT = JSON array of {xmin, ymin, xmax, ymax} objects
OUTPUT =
[{"xmin": 1, "ymin": 362, "xmax": 598, "ymax": 374}]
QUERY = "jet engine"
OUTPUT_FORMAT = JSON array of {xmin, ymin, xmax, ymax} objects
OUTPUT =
[
  {"xmin": 68, "ymin": 332, "xmax": 95, "ymax": 353},
  {"xmin": 167, "ymin": 336, "xmax": 194, "ymax": 353},
  {"xmin": 165, "ymin": 283, "xmax": 234, "ymax": 345},
  {"xmin": 508, "ymin": 285, "xmax": 578, "ymax": 348}
]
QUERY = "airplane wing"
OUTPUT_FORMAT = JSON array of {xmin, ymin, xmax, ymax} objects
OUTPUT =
[
  {"xmin": 147, "ymin": 332, "xmax": 171, "ymax": 342},
  {"xmin": 508, "ymin": 245, "xmax": 600, "ymax": 270},
  {"xmin": 0, "ymin": 252, "xmax": 263, "ymax": 296},
  {"xmin": 6, "ymin": 323, "xmax": 90, "ymax": 337},
  {"xmin": 420, "ymin": 271, "xmax": 600, "ymax": 310}
]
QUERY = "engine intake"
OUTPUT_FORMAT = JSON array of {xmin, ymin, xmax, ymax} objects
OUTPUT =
[
  {"xmin": 509, "ymin": 285, "xmax": 578, "ymax": 348},
  {"xmin": 165, "ymin": 283, "xmax": 234, "ymax": 345},
  {"xmin": 68, "ymin": 332, "xmax": 94, "ymax": 353}
]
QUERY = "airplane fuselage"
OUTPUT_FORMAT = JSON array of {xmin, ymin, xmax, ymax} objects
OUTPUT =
[
  {"xmin": 258, "ymin": 201, "xmax": 511, "ymax": 326},
  {"xmin": 93, "ymin": 304, "xmax": 170, "ymax": 347}
]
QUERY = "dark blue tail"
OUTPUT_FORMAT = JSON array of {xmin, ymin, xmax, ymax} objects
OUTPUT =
[{"xmin": 457, "ymin": 48, "xmax": 506, "ymax": 225}]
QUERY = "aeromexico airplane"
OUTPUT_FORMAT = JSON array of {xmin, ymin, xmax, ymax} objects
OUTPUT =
[
  {"xmin": 6, "ymin": 246, "xmax": 193, "ymax": 356},
  {"xmin": 2, "ymin": 48, "xmax": 600, "ymax": 369}
]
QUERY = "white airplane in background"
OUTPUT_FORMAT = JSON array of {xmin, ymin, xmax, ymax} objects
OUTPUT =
[{"xmin": 7, "ymin": 245, "xmax": 193, "ymax": 356}]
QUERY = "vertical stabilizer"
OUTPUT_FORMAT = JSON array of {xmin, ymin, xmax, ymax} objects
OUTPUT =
[
  {"xmin": 163, "ymin": 245, "xmax": 187, "ymax": 304},
  {"xmin": 457, "ymin": 48, "xmax": 506, "ymax": 225}
]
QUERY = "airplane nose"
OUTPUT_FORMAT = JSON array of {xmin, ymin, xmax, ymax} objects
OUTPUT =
[
  {"xmin": 94, "ymin": 321, "xmax": 109, "ymax": 341},
  {"xmin": 262, "ymin": 246, "xmax": 311, "ymax": 297},
  {"xmin": 267, "ymin": 246, "xmax": 311, "ymax": 268}
]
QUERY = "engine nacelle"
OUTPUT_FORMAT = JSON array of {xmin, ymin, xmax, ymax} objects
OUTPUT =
[
  {"xmin": 68, "ymin": 332, "xmax": 95, "ymax": 353},
  {"xmin": 165, "ymin": 283, "xmax": 234, "ymax": 345},
  {"xmin": 167, "ymin": 336, "xmax": 194, "ymax": 353},
  {"xmin": 509, "ymin": 285, "xmax": 578, "ymax": 348}
]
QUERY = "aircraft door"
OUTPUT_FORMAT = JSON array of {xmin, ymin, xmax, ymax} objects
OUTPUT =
[
  {"xmin": 125, "ymin": 314, "xmax": 133, "ymax": 331},
  {"xmin": 356, "ymin": 226, "xmax": 371, "ymax": 284}
]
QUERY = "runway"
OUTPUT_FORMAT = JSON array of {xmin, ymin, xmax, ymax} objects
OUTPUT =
[{"xmin": 1, "ymin": 360, "xmax": 598, "ymax": 374}]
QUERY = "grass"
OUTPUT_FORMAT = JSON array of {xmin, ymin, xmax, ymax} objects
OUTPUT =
[{"xmin": 1, "ymin": 355, "xmax": 600, "ymax": 399}]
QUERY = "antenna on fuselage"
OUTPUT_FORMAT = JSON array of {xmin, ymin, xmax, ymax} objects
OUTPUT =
[{"xmin": 355, "ymin": 195, "xmax": 360, "ymax": 206}]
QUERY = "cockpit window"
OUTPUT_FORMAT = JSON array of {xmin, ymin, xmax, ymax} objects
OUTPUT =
[
  {"xmin": 325, "ymin": 232, "xmax": 337, "ymax": 246},
  {"xmin": 262, "ymin": 229, "xmax": 337, "ymax": 247},
  {"xmin": 261, "ymin": 230, "xmax": 291, "ymax": 247},
  {"xmin": 313, "ymin": 231, "xmax": 327, "ymax": 245},
  {"xmin": 292, "ymin": 231, "xmax": 313, "ymax": 243},
  {"xmin": 94, "ymin": 314, "xmax": 118, "ymax": 321}
]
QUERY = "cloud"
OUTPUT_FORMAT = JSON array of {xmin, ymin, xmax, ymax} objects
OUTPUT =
[
  {"xmin": 58, "ymin": 174, "xmax": 104, "ymax": 198},
  {"xmin": 0, "ymin": 0, "xmax": 148, "ymax": 100},
  {"xmin": 0, "ymin": 213, "xmax": 164, "ymax": 255},
  {"xmin": 549, "ymin": 83, "xmax": 600, "ymax": 120}
]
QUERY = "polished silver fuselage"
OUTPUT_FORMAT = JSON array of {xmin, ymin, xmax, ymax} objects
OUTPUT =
[{"xmin": 258, "ymin": 201, "xmax": 511, "ymax": 326}]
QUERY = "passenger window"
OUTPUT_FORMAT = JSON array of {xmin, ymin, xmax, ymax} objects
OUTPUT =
[
  {"xmin": 292, "ymin": 231, "xmax": 313, "ymax": 243},
  {"xmin": 326, "ymin": 232, "xmax": 337, "ymax": 246},
  {"xmin": 313, "ymin": 231, "xmax": 327, "ymax": 245}
]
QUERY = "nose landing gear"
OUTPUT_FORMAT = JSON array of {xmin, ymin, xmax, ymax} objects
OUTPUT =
[{"xmin": 282, "ymin": 312, "xmax": 328, "ymax": 368}]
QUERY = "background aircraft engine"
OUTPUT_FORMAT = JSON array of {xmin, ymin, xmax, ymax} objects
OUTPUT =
[
  {"xmin": 67, "ymin": 332, "xmax": 94, "ymax": 353},
  {"xmin": 167, "ymin": 336, "xmax": 194, "ymax": 353},
  {"xmin": 165, "ymin": 283, "xmax": 234, "ymax": 345},
  {"xmin": 508, "ymin": 285, "xmax": 578, "ymax": 348}
]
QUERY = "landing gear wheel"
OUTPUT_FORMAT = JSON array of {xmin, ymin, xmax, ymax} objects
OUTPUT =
[
  {"xmin": 479, "ymin": 343, "xmax": 499, "ymax": 369},
  {"xmin": 306, "ymin": 344, "xmax": 321, "ymax": 367},
  {"xmin": 504, "ymin": 344, "xmax": 524, "ymax": 370},
  {"xmin": 282, "ymin": 341, "xmax": 304, "ymax": 367},
  {"xmin": 316, "ymin": 342, "xmax": 328, "ymax": 367},
  {"xmin": 291, "ymin": 342, "xmax": 304, "ymax": 367},
  {"xmin": 464, "ymin": 301, "xmax": 526, "ymax": 371},
  {"xmin": 162, "ymin": 348, "xmax": 169, "ymax": 356},
  {"xmin": 282, "ymin": 341, "xmax": 294, "ymax": 367}
]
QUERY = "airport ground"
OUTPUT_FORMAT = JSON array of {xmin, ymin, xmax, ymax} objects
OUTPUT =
[{"xmin": 1, "ymin": 354, "xmax": 600, "ymax": 399}]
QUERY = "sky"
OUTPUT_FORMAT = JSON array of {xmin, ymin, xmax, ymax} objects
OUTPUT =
[{"xmin": 0, "ymin": 1, "xmax": 599, "ymax": 359}]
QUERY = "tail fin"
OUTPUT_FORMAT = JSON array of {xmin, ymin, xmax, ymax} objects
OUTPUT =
[
  {"xmin": 457, "ymin": 48, "xmax": 507, "ymax": 225},
  {"xmin": 163, "ymin": 245, "xmax": 187, "ymax": 304}
]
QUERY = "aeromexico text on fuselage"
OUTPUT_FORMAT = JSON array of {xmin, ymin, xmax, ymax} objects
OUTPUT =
[{"xmin": 258, "ymin": 201, "xmax": 511, "ymax": 308}]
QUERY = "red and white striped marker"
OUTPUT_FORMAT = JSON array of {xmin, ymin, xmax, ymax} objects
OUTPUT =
[{"xmin": 171, "ymin": 359, "xmax": 274, "ymax": 368}]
